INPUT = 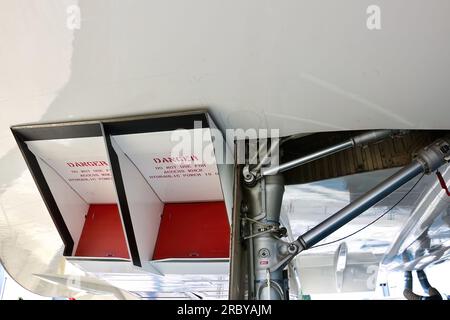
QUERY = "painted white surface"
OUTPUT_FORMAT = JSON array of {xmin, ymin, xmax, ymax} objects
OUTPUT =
[
  {"xmin": 66, "ymin": 259, "xmax": 142, "ymax": 274},
  {"xmin": 26, "ymin": 137, "xmax": 117, "ymax": 204},
  {"xmin": 112, "ymin": 129, "xmax": 224, "ymax": 202},
  {"xmin": 111, "ymin": 138, "xmax": 164, "ymax": 262},
  {"xmin": 3, "ymin": 1, "xmax": 450, "ymax": 136},
  {"xmin": 36, "ymin": 157, "xmax": 89, "ymax": 253},
  {"xmin": 151, "ymin": 259, "xmax": 230, "ymax": 275},
  {"xmin": 1, "ymin": 272, "xmax": 50, "ymax": 300},
  {"xmin": 208, "ymin": 115, "xmax": 234, "ymax": 221},
  {"xmin": 2, "ymin": 0, "xmax": 450, "ymax": 297},
  {"xmin": 215, "ymin": 164, "xmax": 234, "ymax": 222}
]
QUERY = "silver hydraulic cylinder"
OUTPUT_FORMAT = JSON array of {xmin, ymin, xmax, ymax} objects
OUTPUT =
[
  {"xmin": 297, "ymin": 160, "xmax": 424, "ymax": 248},
  {"xmin": 242, "ymin": 174, "xmax": 286, "ymax": 300},
  {"xmin": 243, "ymin": 133, "xmax": 450, "ymax": 300},
  {"xmin": 261, "ymin": 129, "xmax": 396, "ymax": 176},
  {"xmin": 296, "ymin": 136, "xmax": 450, "ymax": 250}
]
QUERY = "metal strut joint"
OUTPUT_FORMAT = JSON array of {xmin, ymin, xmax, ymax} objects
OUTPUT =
[{"xmin": 242, "ymin": 130, "xmax": 450, "ymax": 300}]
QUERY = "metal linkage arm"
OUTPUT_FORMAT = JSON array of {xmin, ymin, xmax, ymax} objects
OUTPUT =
[
  {"xmin": 243, "ymin": 131, "xmax": 449, "ymax": 301},
  {"xmin": 294, "ymin": 136, "xmax": 450, "ymax": 251},
  {"xmin": 261, "ymin": 129, "xmax": 397, "ymax": 177}
]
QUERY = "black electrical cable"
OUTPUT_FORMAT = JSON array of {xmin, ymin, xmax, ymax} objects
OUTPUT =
[{"xmin": 311, "ymin": 172, "xmax": 426, "ymax": 249}]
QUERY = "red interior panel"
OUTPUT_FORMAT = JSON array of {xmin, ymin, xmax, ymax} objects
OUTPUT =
[
  {"xmin": 152, "ymin": 201, "xmax": 230, "ymax": 260},
  {"xmin": 75, "ymin": 204, "xmax": 130, "ymax": 259}
]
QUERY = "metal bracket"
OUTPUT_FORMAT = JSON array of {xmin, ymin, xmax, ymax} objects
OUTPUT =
[{"xmin": 268, "ymin": 242, "xmax": 302, "ymax": 273}]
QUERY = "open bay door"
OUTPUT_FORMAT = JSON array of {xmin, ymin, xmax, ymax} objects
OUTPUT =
[{"xmin": 12, "ymin": 111, "xmax": 234, "ymax": 276}]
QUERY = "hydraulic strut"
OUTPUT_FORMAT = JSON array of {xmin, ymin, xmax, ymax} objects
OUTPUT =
[
  {"xmin": 295, "ymin": 160, "xmax": 424, "ymax": 250},
  {"xmin": 242, "ymin": 131, "xmax": 450, "ymax": 300},
  {"xmin": 243, "ymin": 129, "xmax": 398, "ymax": 185},
  {"xmin": 262, "ymin": 130, "xmax": 396, "ymax": 176},
  {"xmin": 295, "ymin": 135, "xmax": 450, "ymax": 251}
]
